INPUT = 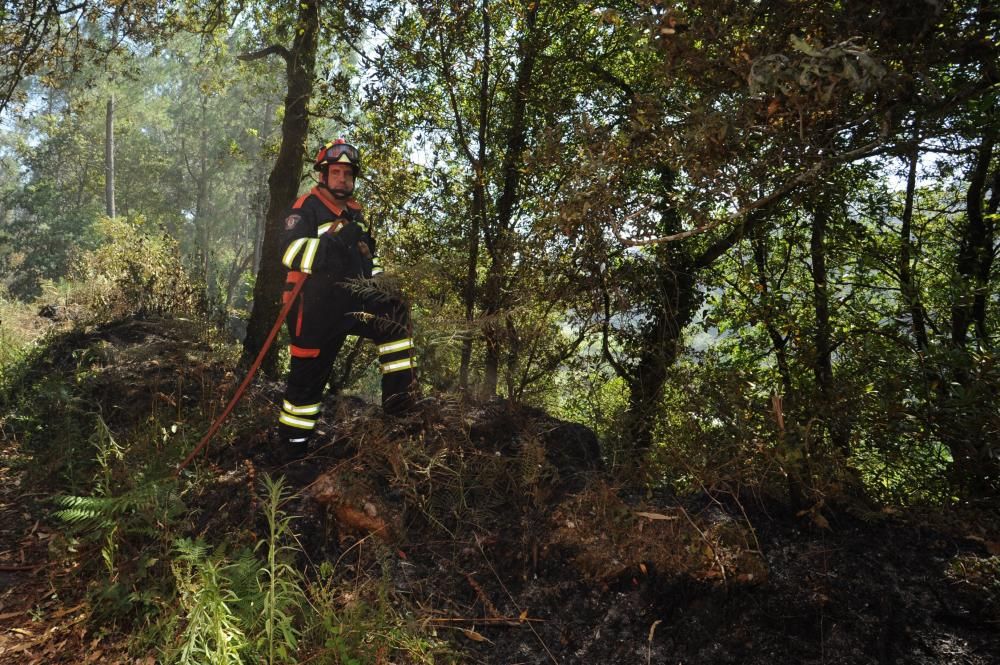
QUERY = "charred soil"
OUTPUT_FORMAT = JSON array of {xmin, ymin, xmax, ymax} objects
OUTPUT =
[{"xmin": 1, "ymin": 317, "xmax": 999, "ymax": 664}]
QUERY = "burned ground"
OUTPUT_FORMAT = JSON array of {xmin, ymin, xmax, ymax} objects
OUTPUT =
[{"xmin": 1, "ymin": 317, "xmax": 998, "ymax": 663}]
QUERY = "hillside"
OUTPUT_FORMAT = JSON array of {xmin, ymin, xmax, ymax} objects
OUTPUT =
[{"xmin": 1, "ymin": 317, "xmax": 998, "ymax": 664}]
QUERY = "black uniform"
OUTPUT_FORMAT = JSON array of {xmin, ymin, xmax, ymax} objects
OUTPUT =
[{"xmin": 276, "ymin": 186, "xmax": 416, "ymax": 443}]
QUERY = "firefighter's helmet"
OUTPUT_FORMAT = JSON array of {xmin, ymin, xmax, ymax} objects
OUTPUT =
[{"xmin": 313, "ymin": 138, "xmax": 361, "ymax": 176}]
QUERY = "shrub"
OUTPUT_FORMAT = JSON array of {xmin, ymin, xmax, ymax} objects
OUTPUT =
[{"xmin": 70, "ymin": 216, "xmax": 205, "ymax": 322}]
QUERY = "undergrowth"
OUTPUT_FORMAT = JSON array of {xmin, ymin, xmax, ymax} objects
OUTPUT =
[
  {"xmin": 9, "ymin": 220, "xmax": 986, "ymax": 664},
  {"xmin": 0, "ymin": 292, "xmax": 446, "ymax": 662},
  {"xmin": 49, "ymin": 422, "xmax": 448, "ymax": 664}
]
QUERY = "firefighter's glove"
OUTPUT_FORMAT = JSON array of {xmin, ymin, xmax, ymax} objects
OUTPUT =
[{"xmin": 332, "ymin": 221, "xmax": 363, "ymax": 254}]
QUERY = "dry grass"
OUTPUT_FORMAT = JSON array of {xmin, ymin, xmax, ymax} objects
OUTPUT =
[
  {"xmin": 0, "ymin": 282, "xmax": 93, "ymax": 383},
  {"xmin": 0, "ymin": 294, "xmax": 53, "ymax": 348},
  {"xmin": 298, "ymin": 396, "xmax": 768, "ymax": 596}
]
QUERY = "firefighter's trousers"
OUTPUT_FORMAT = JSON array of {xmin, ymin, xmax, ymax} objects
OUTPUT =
[{"xmin": 277, "ymin": 272, "xmax": 416, "ymax": 442}]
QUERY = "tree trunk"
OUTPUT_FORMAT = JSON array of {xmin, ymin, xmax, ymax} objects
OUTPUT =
[
  {"xmin": 459, "ymin": 0, "xmax": 490, "ymax": 393},
  {"xmin": 224, "ymin": 253, "xmax": 252, "ymax": 312},
  {"xmin": 194, "ymin": 96, "xmax": 215, "ymax": 310},
  {"xmin": 942, "ymin": 132, "xmax": 999, "ymax": 496},
  {"xmin": 241, "ymin": 0, "xmax": 319, "ymax": 376},
  {"xmin": 752, "ymin": 225, "xmax": 805, "ymax": 506},
  {"xmin": 252, "ymin": 164, "xmax": 269, "ymax": 276},
  {"xmin": 104, "ymin": 95, "xmax": 115, "ymax": 218},
  {"xmin": 620, "ymin": 166, "xmax": 701, "ymax": 454},
  {"xmin": 973, "ymin": 165, "xmax": 998, "ymax": 349},
  {"xmin": 251, "ymin": 100, "xmax": 275, "ymax": 276},
  {"xmin": 899, "ymin": 143, "xmax": 929, "ymax": 351},
  {"xmin": 951, "ymin": 133, "xmax": 995, "ymax": 350},
  {"xmin": 751, "ymin": 224, "xmax": 793, "ymax": 398},
  {"xmin": 616, "ymin": 186, "xmax": 778, "ymax": 458},
  {"xmin": 481, "ymin": 0, "xmax": 540, "ymax": 398},
  {"xmin": 809, "ymin": 202, "xmax": 851, "ymax": 456},
  {"xmin": 480, "ymin": 258, "xmax": 504, "ymax": 397},
  {"xmin": 459, "ymin": 178, "xmax": 482, "ymax": 392},
  {"xmin": 622, "ymin": 263, "xmax": 699, "ymax": 454}
]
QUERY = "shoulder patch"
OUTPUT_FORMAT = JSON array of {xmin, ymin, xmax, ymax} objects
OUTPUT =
[{"xmin": 284, "ymin": 214, "xmax": 302, "ymax": 230}]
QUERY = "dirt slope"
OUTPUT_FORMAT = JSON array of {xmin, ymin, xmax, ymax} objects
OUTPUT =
[{"xmin": 1, "ymin": 317, "xmax": 998, "ymax": 664}]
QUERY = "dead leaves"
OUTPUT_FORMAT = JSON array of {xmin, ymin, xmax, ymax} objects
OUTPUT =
[
  {"xmin": 0, "ymin": 607, "xmax": 92, "ymax": 663},
  {"xmin": 462, "ymin": 628, "xmax": 493, "ymax": 643},
  {"xmin": 796, "ymin": 501, "xmax": 831, "ymax": 530},
  {"xmin": 635, "ymin": 511, "xmax": 679, "ymax": 521}
]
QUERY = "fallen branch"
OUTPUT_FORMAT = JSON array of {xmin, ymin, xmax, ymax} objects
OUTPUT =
[
  {"xmin": 465, "ymin": 573, "xmax": 500, "ymax": 619},
  {"xmin": 676, "ymin": 504, "xmax": 728, "ymax": 583},
  {"xmin": 1, "ymin": 613, "xmax": 87, "ymax": 657},
  {"xmin": 425, "ymin": 616, "xmax": 544, "ymax": 625},
  {"xmin": 0, "ymin": 563, "xmax": 46, "ymax": 572}
]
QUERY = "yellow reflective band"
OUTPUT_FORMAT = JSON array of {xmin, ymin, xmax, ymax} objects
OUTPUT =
[
  {"xmin": 279, "ymin": 413, "xmax": 316, "ymax": 430},
  {"xmin": 381, "ymin": 358, "xmax": 416, "ymax": 374},
  {"xmin": 282, "ymin": 400, "xmax": 320, "ymax": 416},
  {"xmin": 300, "ymin": 238, "xmax": 320, "ymax": 274},
  {"xmin": 317, "ymin": 221, "xmax": 344, "ymax": 236},
  {"xmin": 282, "ymin": 238, "xmax": 307, "ymax": 268},
  {"xmin": 378, "ymin": 338, "xmax": 414, "ymax": 355}
]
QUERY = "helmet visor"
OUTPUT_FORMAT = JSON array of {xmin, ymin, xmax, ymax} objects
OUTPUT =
[{"xmin": 319, "ymin": 143, "xmax": 359, "ymax": 167}]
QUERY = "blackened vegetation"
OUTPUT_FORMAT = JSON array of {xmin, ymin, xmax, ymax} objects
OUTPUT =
[{"xmin": 3, "ymin": 317, "xmax": 999, "ymax": 664}]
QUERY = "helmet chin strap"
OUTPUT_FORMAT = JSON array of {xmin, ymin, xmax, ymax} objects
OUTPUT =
[
  {"xmin": 319, "ymin": 174, "xmax": 354, "ymax": 199},
  {"xmin": 324, "ymin": 184, "xmax": 354, "ymax": 198}
]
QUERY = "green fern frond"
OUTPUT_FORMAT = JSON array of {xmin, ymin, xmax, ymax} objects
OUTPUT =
[
  {"xmin": 53, "ymin": 481, "xmax": 177, "ymax": 528},
  {"xmin": 342, "ymin": 275, "xmax": 403, "ymax": 302}
]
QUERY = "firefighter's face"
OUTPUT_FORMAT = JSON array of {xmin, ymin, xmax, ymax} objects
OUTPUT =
[{"xmin": 324, "ymin": 163, "xmax": 355, "ymax": 198}]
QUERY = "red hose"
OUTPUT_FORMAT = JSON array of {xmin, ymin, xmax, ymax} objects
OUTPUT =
[{"xmin": 175, "ymin": 274, "xmax": 307, "ymax": 476}]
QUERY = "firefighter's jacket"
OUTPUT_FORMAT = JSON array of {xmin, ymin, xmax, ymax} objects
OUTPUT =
[{"xmin": 278, "ymin": 187, "xmax": 379, "ymax": 357}]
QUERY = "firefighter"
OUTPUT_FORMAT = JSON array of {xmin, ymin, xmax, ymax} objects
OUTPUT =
[{"xmin": 275, "ymin": 138, "xmax": 417, "ymax": 458}]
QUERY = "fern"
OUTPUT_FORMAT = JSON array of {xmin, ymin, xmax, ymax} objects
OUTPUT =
[
  {"xmin": 342, "ymin": 275, "xmax": 403, "ymax": 302},
  {"xmin": 53, "ymin": 482, "xmax": 177, "ymax": 528},
  {"xmin": 91, "ymin": 412, "xmax": 124, "ymax": 493},
  {"xmin": 225, "ymin": 548, "xmax": 265, "ymax": 630},
  {"xmin": 54, "ymin": 493, "xmax": 128, "ymax": 526},
  {"xmin": 55, "ymin": 481, "xmax": 182, "ymax": 581}
]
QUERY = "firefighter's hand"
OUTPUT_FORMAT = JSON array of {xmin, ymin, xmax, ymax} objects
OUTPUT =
[
  {"xmin": 357, "ymin": 240, "xmax": 371, "ymax": 258},
  {"xmin": 331, "ymin": 221, "xmax": 362, "ymax": 252},
  {"xmin": 362, "ymin": 230, "xmax": 377, "ymax": 257}
]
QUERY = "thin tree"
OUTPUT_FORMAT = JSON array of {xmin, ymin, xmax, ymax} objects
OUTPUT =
[{"xmin": 104, "ymin": 95, "xmax": 115, "ymax": 218}]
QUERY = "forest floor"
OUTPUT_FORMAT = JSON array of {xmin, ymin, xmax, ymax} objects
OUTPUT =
[{"xmin": 1, "ymin": 316, "xmax": 999, "ymax": 664}]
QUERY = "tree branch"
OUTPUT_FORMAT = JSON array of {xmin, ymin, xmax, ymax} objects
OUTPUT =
[
  {"xmin": 609, "ymin": 140, "xmax": 886, "ymax": 262},
  {"xmin": 437, "ymin": 30, "xmax": 476, "ymax": 167},
  {"xmin": 237, "ymin": 45, "xmax": 291, "ymax": 63},
  {"xmin": 601, "ymin": 268, "xmax": 634, "ymax": 383},
  {"xmin": 56, "ymin": 2, "xmax": 87, "ymax": 15}
]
